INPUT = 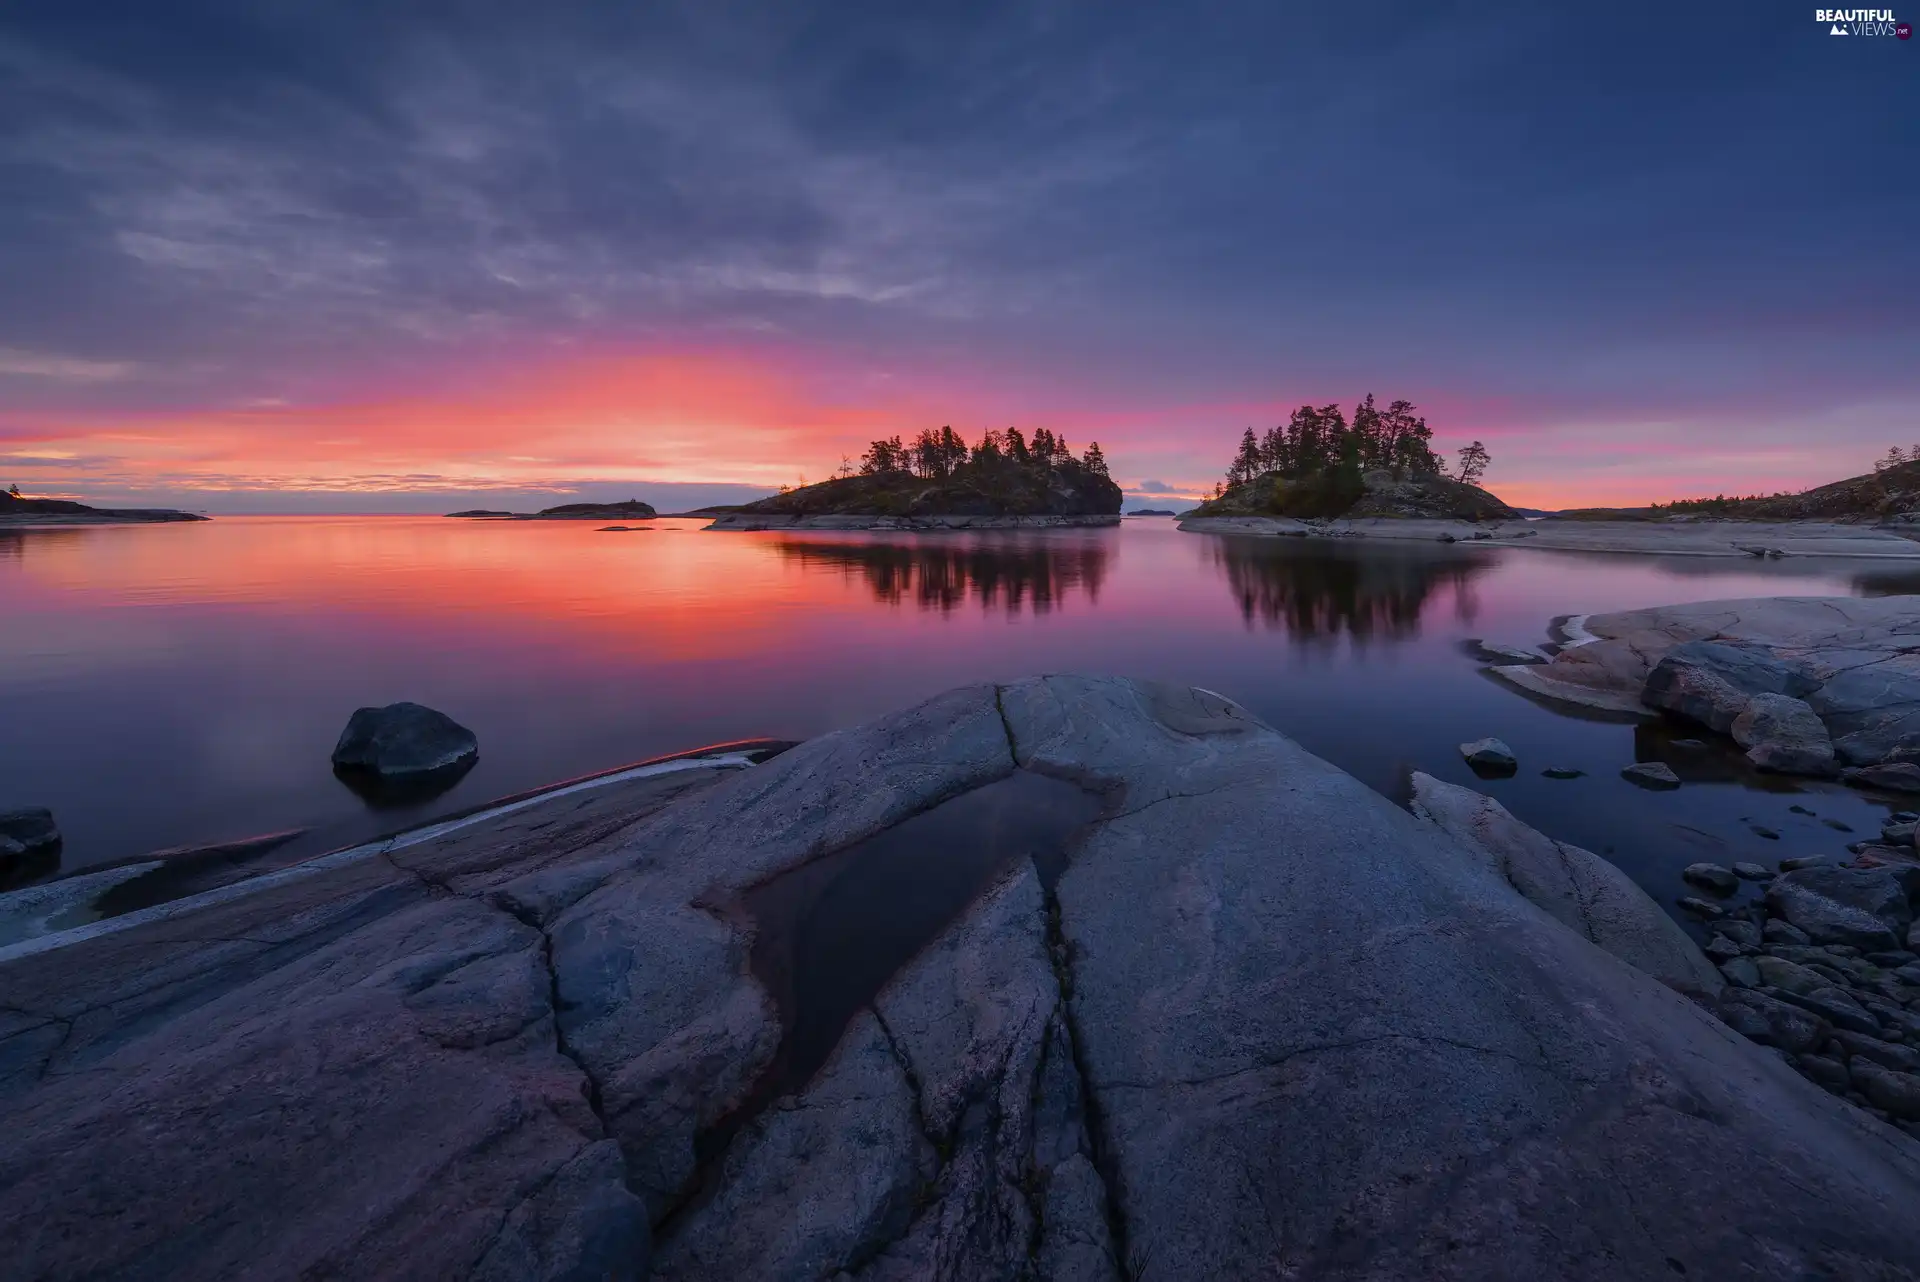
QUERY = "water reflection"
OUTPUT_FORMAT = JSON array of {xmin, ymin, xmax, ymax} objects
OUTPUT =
[
  {"xmin": 1207, "ymin": 538, "xmax": 1493, "ymax": 642},
  {"xmin": 773, "ymin": 535, "xmax": 1110, "ymax": 615}
]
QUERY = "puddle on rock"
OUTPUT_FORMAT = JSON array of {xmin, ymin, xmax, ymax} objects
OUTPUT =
[{"xmin": 734, "ymin": 768, "xmax": 1103, "ymax": 1114}]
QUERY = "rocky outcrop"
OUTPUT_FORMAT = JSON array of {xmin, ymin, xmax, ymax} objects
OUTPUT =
[
  {"xmin": 5, "ymin": 678, "xmax": 1920, "ymax": 1278},
  {"xmin": 1490, "ymin": 596, "xmax": 1920, "ymax": 776}
]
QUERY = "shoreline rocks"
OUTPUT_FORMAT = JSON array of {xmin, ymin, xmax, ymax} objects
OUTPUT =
[
  {"xmin": 1488, "ymin": 596, "xmax": 1920, "ymax": 776},
  {"xmin": 1177, "ymin": 515, "xmax": 1920, "ymax": 558},
  {"xmin": 5, "ymin": 677, "xmax": 1920, "ymax": 1277}
]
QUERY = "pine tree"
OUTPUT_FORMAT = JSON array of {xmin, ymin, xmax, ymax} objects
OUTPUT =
[
  {"xmin": 1454, "ymin": 441, "xmax": 1492, "ymax": 486},
  {"xmin": 1081, "ymin": 442, "xmax": 1109, "ymax": 477},
  {"xmin": 1228, "ymin": 427, "xmax": 1262, "ymax": 487}
]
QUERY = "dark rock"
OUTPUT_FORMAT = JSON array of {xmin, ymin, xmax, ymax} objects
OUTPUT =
[
  {"xmin": 1677, "ymin": 896, "xmax": 1726, "ymax": 918},
  {"xmin": 331, "ymin": 702, "xmax": 480, "ymax": 781},
  {"xmin": 1753, "ymin": 955, "xmax": 1827, "ymax": 996},
  {"xmin": 1682, "ymin": 863, "xmax": 1739, "ymax": 895},
  {"xmin": 1749, "ymin": 824, "xmax": 1781, "ymax": 840},
  {"xmin": 1642, "ymin": 640, "xmax": 1820, "ymax": 733},
  {"xmin": 1764, "ymin": 866, "xmax": 1912, "ymax": 952},
  {"xmin": 1458, "ymin": 737, "xmax": 1517, "ymax": 774},
  {"xmin": 1830, "ymin": 1030, "xmax": 1920, "ymax": 1074},
  {"xmin": 1851, "ymin": 1062, "xmax": 1920, "ymax": 1120},
  {"xmin": 1823, "ymin": 818, "xmax": 1855, "ymax": 832},
  {"xmin": 1844, "ymin": 762, "xmax": 1920, "ymax": 794},
  {"xmin": 1703, "ymin": 935, "xmax": 1746, "ymax": 963},
  {"xmin": 1720, "ymin": 956, "xmax": 1762, "ymax": 987},
  {"xmin": 1716, "ymin": 988, "xmax": 1830, "ymax": 1053},
  {"xmin": 1732, "ymin": 694, "xmax": 1839, "ymax": 777},
  {"xmin": 1868, "ymin": 950, "xmax": 1918, "ymax": 968},
  {"xmin": 1770, "ymin": 985, "xmax": 1882, "ymax": 1037},
  {"xmin": 0, "ymin": 809, "xmax": 60, "ymax": 854},
  {"xmin": 1471, "ymin": 641, "xmax": 1547, "ymax": 665},
  {"xmin": 1797, "ymin": 1054, "xmax": 1852, "ymax": 1093},
  {"xmin": 1789, "ymin": 804, "xmax": 1814, "ymax": 815},
  {"xmin": 1778, "ymin": 856, "xmax": 1829, "ymax": 872},
  {"xmin": 1622, "ymin": 761, "xmax": 1681, "ymax": 790},
  {"xmin": 1764, "ymin": 918, "xmax": 1812, "ymax": 946},
  {"xmin": 1669, "ymin": 738, "xmax": 1709, "ymax": 750},
  {"xmin": 1809, "ymin": 667, "xmax": 1920, "ymax": 768},
  {"xmin": 1711, "ymin": 919, "xmax": 1763, "ymax": 948},
  {"xmin": 1884, "ymin": 819, "xmax": 1919, "ymax": 846},
  {"xmin": 1541, "ymin": 766, "xmax": 1585, "ymax": 780},
  {"xmin": 1732, "ymin": 862, "xmax": 1773, "ymax": 881}
]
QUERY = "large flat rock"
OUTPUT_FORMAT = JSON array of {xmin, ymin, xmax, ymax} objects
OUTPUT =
[{"xmin": 4, "ymin": 677, "xmax": 1920, "ymax": 1280}]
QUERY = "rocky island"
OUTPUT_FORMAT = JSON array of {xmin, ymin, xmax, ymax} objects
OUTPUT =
[
  {"xmin": 1182, "ymin": 449, "xmax": 1920, "ymax": 558},
  {"xmin": 448, "ymin": 500, "xmax": 659, "ymax": 521},
  {"xmin": 704, "ymin": 426, "xmax": 1122, "ymax": 531},
  {"xmin": 3, "ymin": 675, "xmax": 1918, "ymax": 1278},
  {"xmin": 0, "ymin": 490, "xmax": 205, "ymax": 526}
]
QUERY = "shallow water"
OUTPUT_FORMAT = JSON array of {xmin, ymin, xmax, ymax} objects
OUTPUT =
[{"xmin": 1, "ymin": 515, "xmax": 1909, "ymax": 917}]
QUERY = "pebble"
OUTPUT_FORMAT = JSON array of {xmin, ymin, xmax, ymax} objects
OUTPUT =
[
  {"xmin": 1711, "ymin": 920, "xmax": 1762, "ymax": 948},
  {"xmin": 1732, "ymin": 862, "xmax": 1773, "ymax": 881},
  {"xmin": 1541, "ymin": 766, "xmax": 1584, "ymax": 780},
  {"xmin": 1676, "ymin": 896, "xmax": 1726, "ymax": 918},
  {"xmin": 1778, "ymin": 856, "xmax": 1829, "ymax": 872},
  {"xmin": 1798, "ymin": 1054, "xmax": 1853, "ymax": 1093},
  {"xmin": 1823, "ymin": 818, "xmax": 1856, "ymax": 832},
  {"xmin": 1789, "ymin": 805, "xmax": 1814, "ymax": 816},
  {"xmin": 1750, "ymin": 824, "xmax": 1781, "ymax": 840}
]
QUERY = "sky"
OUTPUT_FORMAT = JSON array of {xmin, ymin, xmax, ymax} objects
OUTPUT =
[{"xmin": 0, "ymin": 1, "xmax": 1915, "ymax": 513}]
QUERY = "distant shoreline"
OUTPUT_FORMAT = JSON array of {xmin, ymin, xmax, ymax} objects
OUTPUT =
[
  {"xmin": 1176, "ymin": 515, "xmax": 1920, "ymax": 559},
  {"xmin": 702, "ymin": 513, "xmax": 1122, "ymax": 532}
]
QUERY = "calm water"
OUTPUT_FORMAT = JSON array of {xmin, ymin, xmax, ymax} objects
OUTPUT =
[{"xmin": 4, "ymin": 516, "xmax": 1913, "ymax": 911}]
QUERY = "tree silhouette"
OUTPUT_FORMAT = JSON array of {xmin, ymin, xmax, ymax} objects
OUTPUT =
[{"xmin": 1454, "ymin": 441, "xmax": 1491, "ymax": 487}]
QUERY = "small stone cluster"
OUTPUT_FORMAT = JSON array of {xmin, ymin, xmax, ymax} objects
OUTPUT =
[{"xmin": 1680, "ymin": 849, "xmax": 1920, "ymax": 1138}]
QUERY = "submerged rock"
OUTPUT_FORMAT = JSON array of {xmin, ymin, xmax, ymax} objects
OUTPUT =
[
  {"xmin": 1621, "ymin": 761, "xmax": 1681, "ymax": 789},
  {"xmin": 1846, "ymin": 762, "xmax": 1920, "ymax": 794},
  {"xmin": 1682, "ymin": 863, "xmax": 1739, "ymax": 895}
]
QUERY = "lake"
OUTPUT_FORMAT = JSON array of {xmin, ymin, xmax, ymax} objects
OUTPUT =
[{"xmin": 4, "ymin": 515, "xmax": 1912, "ymax": 913}]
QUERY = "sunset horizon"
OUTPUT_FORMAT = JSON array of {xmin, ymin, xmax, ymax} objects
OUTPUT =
[{"xmin": 4, "ymin": 5, "xmax": 1913, "ymax": 515}]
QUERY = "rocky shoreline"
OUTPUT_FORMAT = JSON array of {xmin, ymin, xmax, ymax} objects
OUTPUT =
[
  {"xmin": 1178, "ymin": 514, "xmax": 1920, "ymax": 558},
  {"xmin": 4, "ymin": 675, "xmax": 1918, "ymax": 1278},
  {"xmin": 703, "ymin": 512, "xmax": 1122, "ymax": 531}
]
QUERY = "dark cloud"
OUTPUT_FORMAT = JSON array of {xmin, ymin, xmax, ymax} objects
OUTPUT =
[{"xmin": 0, "ymin": 0, "xmax": 1915, "ymax": 431}]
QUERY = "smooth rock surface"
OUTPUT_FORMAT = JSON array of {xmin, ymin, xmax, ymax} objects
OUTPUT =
[
  {"xmin": 6, "ymin": 676, "xmax": 1920, "ymax": 1280},
  {"xmin": 1411, "ymin": 776, "xmax": 1722, "ymax": 995}
]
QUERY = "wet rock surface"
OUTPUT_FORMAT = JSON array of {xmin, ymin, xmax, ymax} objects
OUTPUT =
[
  {"xmin": 5, "ymin": 678, "xmax": 1920, "ymax": 1279},
  {"xmin": 1491, "ymin": 596, "xmax": 1920, "ymax": 777},
  {"xmin": 331, "ymin": 701, "xmax": 480, "ymax": 782}
]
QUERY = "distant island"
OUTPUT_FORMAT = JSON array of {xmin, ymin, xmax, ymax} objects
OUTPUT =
[
  {"xmin": 0, "ymin": 489, "xmax": 206, "ymax": 526},
  {"xmin": 706, "ymin": 426, "xmax": 1122, "ymax": 530},
  {"xmin": 1128, "ymin": 508, "xmax": 1177, "ymax": 516},
  {"xmin": 446, "ymin": 500, "xmax": 658, "ymax": 521},
  {"xmin": 1552, "ymin": 454, "xmax": 1920, "ymax": 524},
  {"xmin": 1180, "ymin": 396, "xmax": 1513, "ymax": 522}
]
